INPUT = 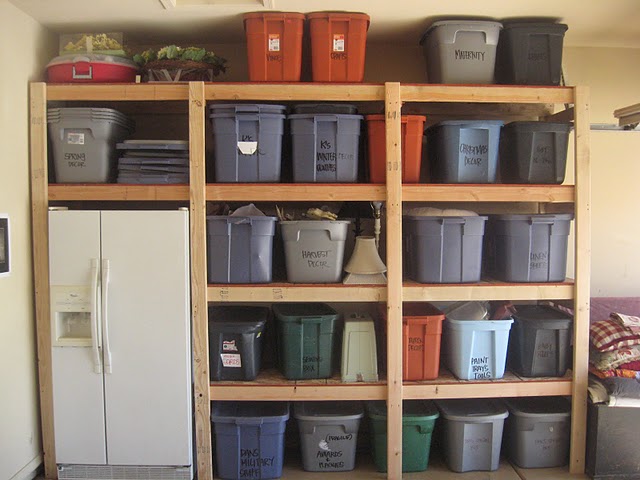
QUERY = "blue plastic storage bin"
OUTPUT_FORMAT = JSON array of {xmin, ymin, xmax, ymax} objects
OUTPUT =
[
  {"xmin": 211, "ymin": 402, "xmax": 289, "ymax": 480},
  {"xmin": 444, "ymin": 319, "xmax": 513, "ymax": 380}
]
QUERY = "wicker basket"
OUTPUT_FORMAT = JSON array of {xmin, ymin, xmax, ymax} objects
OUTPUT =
[{"xmin": 145, "ymin": 59, "xmax": 224, "ymax": 82}]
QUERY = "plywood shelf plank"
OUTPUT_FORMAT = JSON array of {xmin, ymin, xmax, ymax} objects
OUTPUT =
[
  {"xmin": 206, "ymin": 184, "xmax": 386, "ymax": 201},
  {"xmin": 46, "ymin": 83, "xmax": 190, "ymax": 101},
  {"xmin": 400, "ymin": 85, "xmax": 574, "ymax": 104},
  {"xmin": 48, "ymin": 184, "xmax": 189, "ymax": 201},
  {"xmin": 403, "ymin": 184, "xmax": 575, "ymax": 203},
  {"xmin": 204, "ymin": 83, "xmax": 386, "ymax": 101}
]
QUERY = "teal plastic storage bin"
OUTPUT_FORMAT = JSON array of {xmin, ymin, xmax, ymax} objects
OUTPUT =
[
  {"xmin": 273, "ymin": 303, "xmax": 339, "ymax": 380},
  {"xmin": 444, "ymin": 318, "xmax": 513, "ymax": 380},
  {"xmin": 367, "ymin": 401, "xmax": 439, "ymax": 473}
]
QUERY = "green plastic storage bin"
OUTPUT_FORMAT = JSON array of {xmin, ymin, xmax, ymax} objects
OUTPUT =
[
  {"xmin": 273, "ymin": 303, "xmax": 339, "ymax": 380},
  {"xmin": 367, "ymin": 401, "xmax": 439, "ymax": 473}
]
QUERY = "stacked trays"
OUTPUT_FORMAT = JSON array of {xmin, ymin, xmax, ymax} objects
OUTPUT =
[
  {"xmin": 116, "ymin": 140, "xmax": 189, "ymax": 184},
  {"xmin": 48, "ymin": 107, "xmax": 134, "ymax": 183}
]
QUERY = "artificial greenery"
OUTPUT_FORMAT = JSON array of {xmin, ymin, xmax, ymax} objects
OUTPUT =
[{"xmin": 133, "ymin": 45, "xmax": 227, "ymax": 72}]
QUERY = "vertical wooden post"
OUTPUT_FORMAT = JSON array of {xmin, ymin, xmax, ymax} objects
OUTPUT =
[
  {"xmin": 570, "ymin": 85, "xmax": 591, "ymax": 474},
  {"xmin": 30, "ymin": 82, "xmax": 57, "ymax": 479},
  {"xmin": 189, "ymin": 82, "xmax": 213, "ymax": 480},
  {"xmin": 385, "ymin": 82, "xmax": 403, "ymax": 480}
]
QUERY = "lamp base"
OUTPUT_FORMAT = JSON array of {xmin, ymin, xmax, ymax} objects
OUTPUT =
[{"xmin": 343, "ymin": 272, "xmax": 387, "ymax": 285}]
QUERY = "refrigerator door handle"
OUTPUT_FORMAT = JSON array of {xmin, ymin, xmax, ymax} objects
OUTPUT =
[
  {"xmin": 90, "ymin": 258, "xmax": 102, "ymax": 374},
  {"xmin": 101, "ymin": 258, "xmax": 113, "ymax": 374}
]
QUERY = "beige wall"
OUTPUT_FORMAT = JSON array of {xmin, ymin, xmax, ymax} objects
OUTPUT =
[{"xmin": 0, "ymin": 1, "xmax": 54, "ymax": 479}]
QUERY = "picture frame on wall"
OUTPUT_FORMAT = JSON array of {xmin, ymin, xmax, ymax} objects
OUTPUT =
[{"xmin": 0, "ymin": 214, "xmax": 10, "ymax": 277}]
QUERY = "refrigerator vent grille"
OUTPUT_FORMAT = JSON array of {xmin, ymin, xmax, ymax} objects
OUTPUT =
[{"xmin": 57, "ymin": 465, "xmax": 192, "ymax": 480}]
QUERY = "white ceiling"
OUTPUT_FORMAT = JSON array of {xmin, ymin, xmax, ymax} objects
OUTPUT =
[{"xmin": 9, "ymin": 0, "xmax": 640, "ymax": 48}]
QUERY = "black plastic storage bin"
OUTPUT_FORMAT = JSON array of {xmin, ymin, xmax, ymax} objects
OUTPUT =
[
  {"xmin": 500, "ymin": 121, "xmax": 572, "ymax": 184},
  {"xmin": 495, "ymin": 22, "xmax": 568, "ymax": 85},
  {"xmin": 206, "ymin": 215, "xmax": 277, "ymax": 284},
  {"xmin": 509, "ymin": 305, "xmax": 572, "ymax": 377},
  {"xmin": 208, "ymin": 306, "xmax": 268, "ymax": 381},
  {"xmin": 426, "ymin": 120, "xmax": 503, "ymax": 183},
  {"xmin": 209, "ymin": 104, "xmax": 286, "ymax": 182},
  {"xmin": 486, "ymin": 214, "xmax": 573, "ymax": 282},
  {"xmin": 403, "ymin": 215, "xmax": 488, "ymax": 283}
]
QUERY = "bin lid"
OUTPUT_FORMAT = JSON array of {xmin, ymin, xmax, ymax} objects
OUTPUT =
[
  {"xmin": 208, "ymin": 306, "xmax": 269, "ymax": 327},
  {"xmin": 503, "ymin": 397, "xmax": 571, "ymax": 418},
  {"xmin": 512, "ymin": 305, "xmax": 572, "ymax": 327},
  {"xmin": 436, "ymin": 399, "xmax": 508, "ymax": 421},
  {"xmin": 294, "ymin": 401, "xmax": 364, "ymax": 421},
  {"xmin": 208, "ymin": 103, "xmax": 286, "ymax": 115},
  {"xmin": 367, "ymin": 401, "xmax": 439, "ymax": 421},
  {"xmin": 117, "ymin": 140, "xmax": 189, "ymax": 151},
  {"xmin": 441, "ymin": 301, "xmax": 489, "ymax": 321},
  {"xmin": 273, "ymin": 303, "xmax": 339, "ymax": 321},
  {"xmin": 401, "ymin": 302, "xmax": 445, "ymax": 324},
  {"xmin": 421, "ymin": 19, "xmax": 503, "ymax": 40},
  {"xmin": 211, "ymin": 401, "xmax": 290, "ymax": 423},
  {"xmin": 292, "ymin": 104, "xmax": 358, "ymax": 115},
  {"xmin": 46, "ymin": 53, "xmax": 138, "ymax": 69},
  {"xmin": 243, "ymin": 11, "xmax": 305, "ymax": 22},
  {"xmin": 493, "ymin": 213, "xmax": 574, "ymax": 222},
  {"xmin": 446, "ymin": 318, "xmax": 513, "ymax": 328},
  {"xmin": 501, "ymin": 21, "xmax": 568, "ymax": 32},
  {"xmin": 504, "ymin": 121, "xmax": 572, "ymax": 132},
  {"xmin": 306, "ymin": 11, "xmax": 370, "ymax": 26},
  {"xmin": 427, "ymin": 120, "xmax": 504, "ymax": 129}
]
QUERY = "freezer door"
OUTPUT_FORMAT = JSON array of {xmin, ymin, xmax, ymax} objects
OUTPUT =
[
  {"xmin": 101, "ymin": 210, "xmax": 192, "ymax": 466},
  {"xmin": 49, "ymin": 210, "xmax": 107, "ymax": 465}
]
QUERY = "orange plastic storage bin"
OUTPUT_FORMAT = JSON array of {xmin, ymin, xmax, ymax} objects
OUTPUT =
[
  {"xmin": 307, "ymin": 11, "xmax": 370, "ymax": 82},
  {"xmin": 402, "ymin": 303, "xmax": 445, "ymax": 381},
  {"xmin": 244, "ymin": 12, "xmax": 305, "ymax": 81},
  {"xmin": 366, "ymin": 115, "xmax": 426, "ymax": 183}
]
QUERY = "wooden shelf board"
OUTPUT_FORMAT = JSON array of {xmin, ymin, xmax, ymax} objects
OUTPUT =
[
  {"xmin": 403, "ymin": 371, "xmax": 574, "ymax": 400},
  {"xmin": 208, "ymin": 283, "xmax": 386, "ymax": 302},
  {"xmin": 206, "ymin": 184, "xmax": 386, "ymax": 201},
  {"xmin": 401, "ymin": 84, "xmax": 574, "ymax": 104},
  {"xmin": 204, "ymin": 83, "xmax": 386, "ymax": 101},
  {"xmin": 46, "ymin": 83, "xmax": 190, "ymax": 101},
  {"xmin": 211, "ymin": 370, "xmax": 387, "ymax": 401},
  {"xmin": 403, "ymin": 280, "xmax": 575, "ymax": 301},
  {"xmin": 48, "ymin": 184, "xmax": 189, "ymax": 201},
  {"xmin": 402, "ymin": 184, "xmax": 575, "ymax": 203}
]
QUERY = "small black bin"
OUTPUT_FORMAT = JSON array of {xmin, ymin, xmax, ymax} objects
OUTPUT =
[{"xmin": 208, "ymin": 306, "xmax": 268, "ymax": 381}]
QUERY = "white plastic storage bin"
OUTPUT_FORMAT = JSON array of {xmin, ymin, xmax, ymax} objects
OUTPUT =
[
  {"xmin": 280, "ymin": 220, "xmax": 350, "ymax": 283},
  {"xmin": 420, "ymin": 20, "xmax": 502, "ymax": 84},
  {"xmin": 444, "ymin": 318, "xmax": 513, "ymax": 380},
  {"xmin": 436, "ymin": 399, "xmax": 508, "ymax": 473},
  {"xmin": 341, "ymin": 313, "xmax": 378, "ymax": 382}
]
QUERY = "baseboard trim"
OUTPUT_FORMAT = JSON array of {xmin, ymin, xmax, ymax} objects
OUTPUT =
[{"xmin": 9, "ymin": 454, "xmax": 43, "ymax": 480}]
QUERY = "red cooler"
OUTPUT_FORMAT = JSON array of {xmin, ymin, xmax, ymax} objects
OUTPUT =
[{"xmin": 46, "ymin": 54, "xmax": 138, "ymax": 83}]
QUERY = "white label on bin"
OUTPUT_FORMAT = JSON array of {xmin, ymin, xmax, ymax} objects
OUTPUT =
[
  {"xmin": 222, "ymin": 340, "xmax": 238, "ymax": 352},
  {"xmin": 221, "ymin": 353, "xmax": 241, "ymax": 367},
  {"xmin": 333, "ymin": 34, "xmax": 345, "ymax": 52},
  {"xmin": 237, "ymin": 141, "xmax": 258, "ymax": 155},
  {"xmin": 67, "ymin": 133, "xmax": 85, "ymax": 145},
  {"xmin": 268, "ymin": 34, "xmax": 280, "ymax": 52}
]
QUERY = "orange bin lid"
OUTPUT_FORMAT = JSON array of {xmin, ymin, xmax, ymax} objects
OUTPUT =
[
  {"xmin": 402, "ymin": 303, "xmax": 445, "ymax": 324},
  {"xmin": 306, "ymin": 11, "xmax": 371, "ymax": 28},
  {"xmin": 243, "ymin": 11, "xmax": 305, "ymax": 22}
]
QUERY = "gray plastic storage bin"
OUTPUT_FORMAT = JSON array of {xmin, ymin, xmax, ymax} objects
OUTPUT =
[
  {"xmin": 293, "ymin": 402, "xmax": 364, "ymax": 472},
  {"xmin": 288, "ymin": 113, "xmax": 363, "ymax": 182},
  {"xmin": 207, "ymin": 215, "xmax": 277, "ymax": 283},
  {"xmin": 504, "ymin": 397, "xmax": 570, "ymax": 468},
  {"xmin": 48, "ymin": 108, "xmax": 134, "ymax": 183},
  {"xmin": 403, "ymin": 215, "xmax": 488, "ymax": 283},
  {"xmin": 208, "ymin": 306, "xmax": 268, "ymax": 381},
  {"xmin": 496, "ymin": 22, "xmax": 568, "ymax": 85},
  {"xmin": 426, "ymin": 120, "xmax": 503, "ymax": 183},
  {"xmin": 209, "ymin": 104, "xmax": 285, "ymax": 182},
  {"xmin": 509, "ymin": 305, "xmax": 572, "ymax": 377},
  {"xmin": 487, "ymin": 214, "xmax": 573, "ymax": 282},
  {"xmin": 280, "ymin": 220, "xmax": 350, "ymax": 283},
  {"xmin": 420, "ymin": 20, "xmax": 502, "ymax": 84},
  {"xmin": 500, "ymin": 121, "xmax": 572, "ymax": 184},
  {"xmin": 436, "ymin": 399, "xmax": 508, "ymax": 473}
]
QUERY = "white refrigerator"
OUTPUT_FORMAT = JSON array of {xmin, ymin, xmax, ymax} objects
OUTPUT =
[{"xmin": 49, "ymin": 209, "xmax": 193, "ymax": 480}]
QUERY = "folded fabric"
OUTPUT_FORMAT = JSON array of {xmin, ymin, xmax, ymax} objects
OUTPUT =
[
  {"xmin": 603, "ymin": 377, "xmax": 640, "ymax": 399},
  {"xmin": 588, "ymin": 376, "xmax": 609, "ymax": 403},
  {"xmin": 611, "ymin": 312, "xmax": 640, "ymax": 334},
  {"xmin": 590, "ymin": 345, "xmax": 640, "ymax": 371},
  {"xmin": 590, "ymin": 318, "xmax": 640, "ymax": 352},
  {"xmin": 589, "ymin": 364, "xmax": 640, "ymax": 380},
  {"xmin": 618, "ymin": 360, "xmax": 640, "ymax": 371}
]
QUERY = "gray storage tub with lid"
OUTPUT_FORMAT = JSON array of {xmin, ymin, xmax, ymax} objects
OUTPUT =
[
  {"xmin": 509, "ymin": 305, "xmax": 572, "ymax": 377},
  {"xmin": 486, "ymin": 213, "xmax": 574, "ymax": 282},
  {"xmin": 209, "ymin": 103, "xmax": 286, "ymax": 182},
  {"xmin": 426, "ymin": 120, "xmax": 503, "ymax": 183},
  {"xmin": 403, "ymin": 215, "xmax": 488, "ymax": 283},
  {"xmin": 436, "ymin": 399, "xmax": 508, "ymax": 473},
  {"xmin": 504, "ymin": 397, "xmax": 571, "ymax": 468},
  {"xmin": 420, "ymin": 20, "xmax": 502, "ymax": 84},
  {"xmin": 293, "ymin": 401, "xmax": 364, "ymax": 472}
]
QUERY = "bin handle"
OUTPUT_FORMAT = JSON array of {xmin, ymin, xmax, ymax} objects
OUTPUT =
[
  {"xmin": 235, "ymin": 418, "xmax": 265, "ymax": 426},
  {"xmin": 298, "ymin": 316, "xmax": 324, "ymax": 324},
  {"xmin": 227, "ymin": 217, "xmax": 252, "ymax": 226},
  {"xmin": 529, "ymin": 216, "xmax": 557, "ymax": 225},
  {"xmin": 72, "ymin": 58, "xmax": 93, "ymax": 80},
  {"xmin": 439, "ymin": 217, "xmax": 466, "ymax": 225}
]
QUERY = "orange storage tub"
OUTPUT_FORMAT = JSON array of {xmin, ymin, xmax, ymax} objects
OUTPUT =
[
  {"xmin": 366, "ymin": 115, "xmax": 426, "ymax": 183},
  {"xmin": 244, "ymin": 12, "xmax": 305, "ymax": 81},
  {"xmin": 307, "ymin": 11, "xmax": 370, "ymax": 82},
  {"xmin": 401, "ymin": 303, "xmax": 445, "ymax": 381}
]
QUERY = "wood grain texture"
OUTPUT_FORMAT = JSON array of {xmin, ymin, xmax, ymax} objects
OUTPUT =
[
  {"xmin": 400, "ymin": 85, "xmax": 574, "ymax": 104},
  {"xmin": 570, "ymin": 86, "xmax": 591, "ymax": 475},
  {"xmin": 206, "ymin": 184, "xmax": 385, "ymax": 201},
  {"xmin": 403, "ymin": 280, "xmax": 575, "ymax": 301},
  {"xmin": 385, "ymin": 82, "xmax": 403, "ymax": 480},
  {"xmin": 207, "ymin": 284, "xmax": 386, "ymax": 302},
  {"xmin": 30, "ymin": 82, "xmax": 57, "ymax": 479},
  {"xmin": 204, "ymin": 83, "xmax": 385, "ymax": 101},
  {"xmin": 402, "ymin": 184, "xmax": 574, "ymax": 203},
  {"xmin": 47, "ymin": 83, "xmax": 189, "ymax": 101},
  {"xmin": 188, "ymin": 82, "xmax": 212, "ymax": 480},
  {"xmin": 48, "ymin": 184, "xmax": 189, "ymax": 201}
]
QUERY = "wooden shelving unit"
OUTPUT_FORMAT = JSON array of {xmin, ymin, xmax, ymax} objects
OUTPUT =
[{"xmin": 30, "ymin": 82, "xmax": 590, "ymax": 480}]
